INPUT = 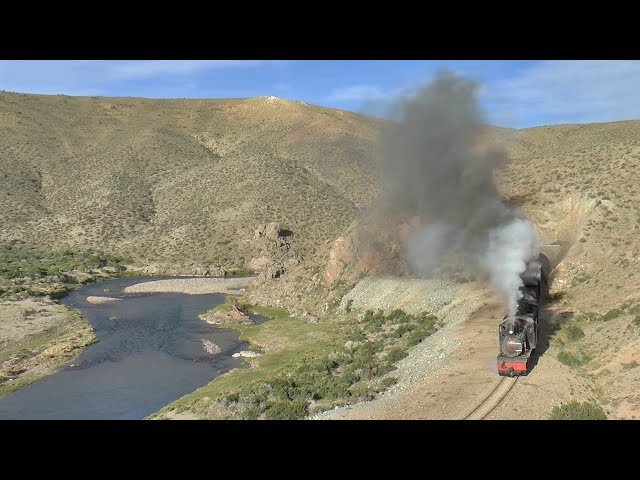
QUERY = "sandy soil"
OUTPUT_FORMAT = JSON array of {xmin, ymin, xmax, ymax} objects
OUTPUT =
[
  {"xmin": 124, "ymin": 277, "xmax": 255, "ymax": 295},
  {"xmin": 0, "ymin": 299, "xmax": 97, "ymax": 398},
  {"xmin": 0, "ymin": 300, "xmax": 60, "ymax": 345},
  {"xmin": 86, "ymin": 296, "xmax": 121, "ymax": 304}
]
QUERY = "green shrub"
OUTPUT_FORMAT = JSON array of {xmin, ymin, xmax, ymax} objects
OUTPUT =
[
  {"xmin": 385, "ymin": 347, "xmax": 408, "ymax": 364},
  {"xmin": 345, "ymin": 299, "xmax": 354, "ymax": 313},
  {"xmin": 264, "ymin": 399, "xmax": 309, "ymax": 420},
  {"xmin": 558, "ymin": 350, "xmax": 590, "ymax": 367},
  {"xmin": 603, "ymin": 307, "xmax": 624, "ymax": 321},
  {"xmin": 226, "ymin": 267, "xmax": 254, "ymax": 277},
  {"xmin": 226, "ymin": 295, "xmax": 250, "ymax": 312},
  {"xmin": 348, "ymin": 383, "xmax": 375, "ymax": 401},
  {"xmin": 312, "ymin": 375, "xmax": 351, "ymax": 400},
  {"xmin": 573, "ymin": 312, "xmax": 599, "ymax": 323},
  {"xmin": 550, "ymin": 401, "xmax": 606, "ymax": 420},
  {"xmin": 379, "ymin": 377, "xmax": 398, "ymax": 389},
  {"xmin": 401, "ymin": 323, "xmax": 418, "ymax": 336},
  {"xmin": 243, "ymin": 405, "xmax": 261, "ymax": 420},
  {"xmin": 406, "ymin": 330, "xmax": 426, "ymax": 347},
  {"xmin": 212, "ymin": 306, "xmax": 439, "ymax": 419},
  {"xmin": 565, "ymin": 323, "xmax": 585, "ymax": 341}
]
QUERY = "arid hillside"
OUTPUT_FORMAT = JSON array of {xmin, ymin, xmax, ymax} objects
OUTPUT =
[
  {"xmin": 0, "ymin": 92, "xmax": 383, "ymax": 271},
  {"xmin": 501, "ymin": 121, "xmax": 640, "ymax": 311},
  {"xmin": 4, "ymin": 91, "xmax": 640, "ymax": 418}
]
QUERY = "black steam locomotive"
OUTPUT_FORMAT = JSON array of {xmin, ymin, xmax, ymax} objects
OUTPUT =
[{"xmin": 497, "ymin": 254, "xmax": 549, "ymax": 376}]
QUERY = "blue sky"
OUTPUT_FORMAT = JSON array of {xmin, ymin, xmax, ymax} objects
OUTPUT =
[{"xmin": 1, "ymin": 60, "xmax": 639, "ymax": 128}]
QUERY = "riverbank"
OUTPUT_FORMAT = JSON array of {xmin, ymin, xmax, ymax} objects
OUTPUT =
[
  {"xmin": 0, "ymin": 256, "xmax": 147, "ymax": 400},
  {"xmin": 149, "ymin": 303, "xmax": 342, "ymax": 419},
  {"xmin": 0, "ymin": 274, "xmax": 253, "ymax": 406},
  {"xmin": 0, "ymin": 275, "xmax": 253, "ymax": 418},
  {"xmin": 0, "ymin": 299, "xmax": 97, "ymax": 399},
  {"xmin": 124, "ymin": 277, "xmax": 255, "ymax": 295},
  {"xmin": 150, "ymin": 288, "xmax": 446, "ymax": 420}
]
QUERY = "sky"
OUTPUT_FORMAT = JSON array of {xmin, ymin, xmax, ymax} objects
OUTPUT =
[{"xmin": 1, "ymin": 60, "xmax": 639, "ymax": 128}]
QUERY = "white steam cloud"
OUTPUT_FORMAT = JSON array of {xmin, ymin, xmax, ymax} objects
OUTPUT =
[{"xmin": 479, "ymin": 218, "xmax": 541, "ymax": 315}]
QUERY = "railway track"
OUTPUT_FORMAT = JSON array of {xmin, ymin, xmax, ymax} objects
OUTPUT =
[{"xmin": 464, "ymin": 376, "xmax": 518, "ymax": 420}]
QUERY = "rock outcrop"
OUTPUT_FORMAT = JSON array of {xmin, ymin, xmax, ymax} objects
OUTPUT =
[
  {"xmin": 249, "ymin": 222, "xmax": 302, "ymax": 280},
  {"xmin": 201, "ymin": 339, "xmax": 221, "ymax": 355},
  {"xmin": 232, "ymin": 350, "xmax": 261, "ymax": 358},
  {"xmin": 245, "ymin": 213, "xmax": 421, "ymax": 319},
  {"xmin": 200, "ymin": 306, "xmax": 253, "ymax": 325},
  {"xmin": 324, "ymin": 213, "xmax": 418, "ymax": 284}
]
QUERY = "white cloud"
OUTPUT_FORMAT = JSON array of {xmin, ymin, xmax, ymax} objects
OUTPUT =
[
  {"xmin": 329, "ymin": 84, "xmax": 390, "ymax": 101},
  {"xmin": 485, "ymin": 60, "xmax": 640, "ymax": 127},
  {"xmin": 0, "ymin": 60, "xmax": 281, "ymax": 96},
  {"xmin": 108, "ymin": 60, "xmax": 267, "ymax": 80}
]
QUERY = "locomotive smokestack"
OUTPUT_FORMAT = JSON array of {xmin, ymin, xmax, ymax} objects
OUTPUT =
[{"xmin": 376, "ymin": 71, "xmax": 540, "ymax": 314}]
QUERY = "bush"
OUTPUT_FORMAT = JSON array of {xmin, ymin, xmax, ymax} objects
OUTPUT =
[
  {"xmin": 565, "ymin": 324, "xmax": 585, "ymax": 341},
  {"xmin": 217, "ymin": 307, "xmax": 439, "ymax": 419},
  {"xmin": 393, "ymin": 323, "xmax": 415, "ymax": 338},
  {"xmin": 550, "ymin": 401, "xmax": 606, "ymax": 420},
  {"xmin": 226, "ymin": 295, "xmax": 250, "ymax": 312},
  {"xmin": 348, "ymin": 383, "xmax": 375, "ymax": 401},
  {"xmin": 603, "ymin": 307, "xmax": 624, "ymax": 321},
  {"xmin": 558, "ymin": 350, "xmax": 590, "ymax": 367},
  {"xmin": 226, "ymin": 267, "xmax": 254, "ymax": 277},
  {"xmin": 385, "ymin": 347, "xmax": 408, "ymax": 364},
  {"xmin": 264, "ymin": 399, "xmax": 309, "ymax": 420},
  {"xmin": 345, "ymin": 299, "xmax": 354, "ymax": 313},
  {"xmin": 379, "ymin": 377, "xmax": 398, "ymax": 389}
]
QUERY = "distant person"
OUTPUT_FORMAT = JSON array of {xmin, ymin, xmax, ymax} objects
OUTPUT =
[{"xmin": 204, "ymin": 270, "xmax": 211, "ymax": 277}]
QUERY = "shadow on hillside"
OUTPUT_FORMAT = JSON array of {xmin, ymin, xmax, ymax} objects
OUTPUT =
[
  {"xmin": 503, "ymin": 194, "xmax": 529, "ymax": 208},
  {"xmin": 527, "ymin": 283, "xmax": 573, "ymax": 373}
]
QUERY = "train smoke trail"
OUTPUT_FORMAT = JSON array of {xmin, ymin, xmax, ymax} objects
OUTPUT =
[{"xmin": 376, "ymin": 71, "xmax": 540, "ymax": 315}]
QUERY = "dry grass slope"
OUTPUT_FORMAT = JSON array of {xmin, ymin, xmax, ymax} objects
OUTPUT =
[
  {"xmin": 495, "ymin": 121, "xmax": 640, "ymax": 418},
  {"xmin": 0, "ymin": 92, "xmax": 383, "ymax": 270},
  {"xmin": 498, "ymin": 121, "xmax": 640, "ymax": 311}
]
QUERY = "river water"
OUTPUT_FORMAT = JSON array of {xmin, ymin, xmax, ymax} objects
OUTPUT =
[{"xmin": 0, "ymin": 276, "xmax": 256, "ymax": 419}]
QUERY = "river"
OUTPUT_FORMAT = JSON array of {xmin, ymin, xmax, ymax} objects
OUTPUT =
[{"xmin": 0, "ymin": 276, "xmax": 257, "ymax": 419}]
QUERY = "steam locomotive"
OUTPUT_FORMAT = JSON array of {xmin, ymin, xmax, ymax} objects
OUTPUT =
[{"xmin": 497, "ymin": 254, "xmax": 549, "ymax": 376}]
